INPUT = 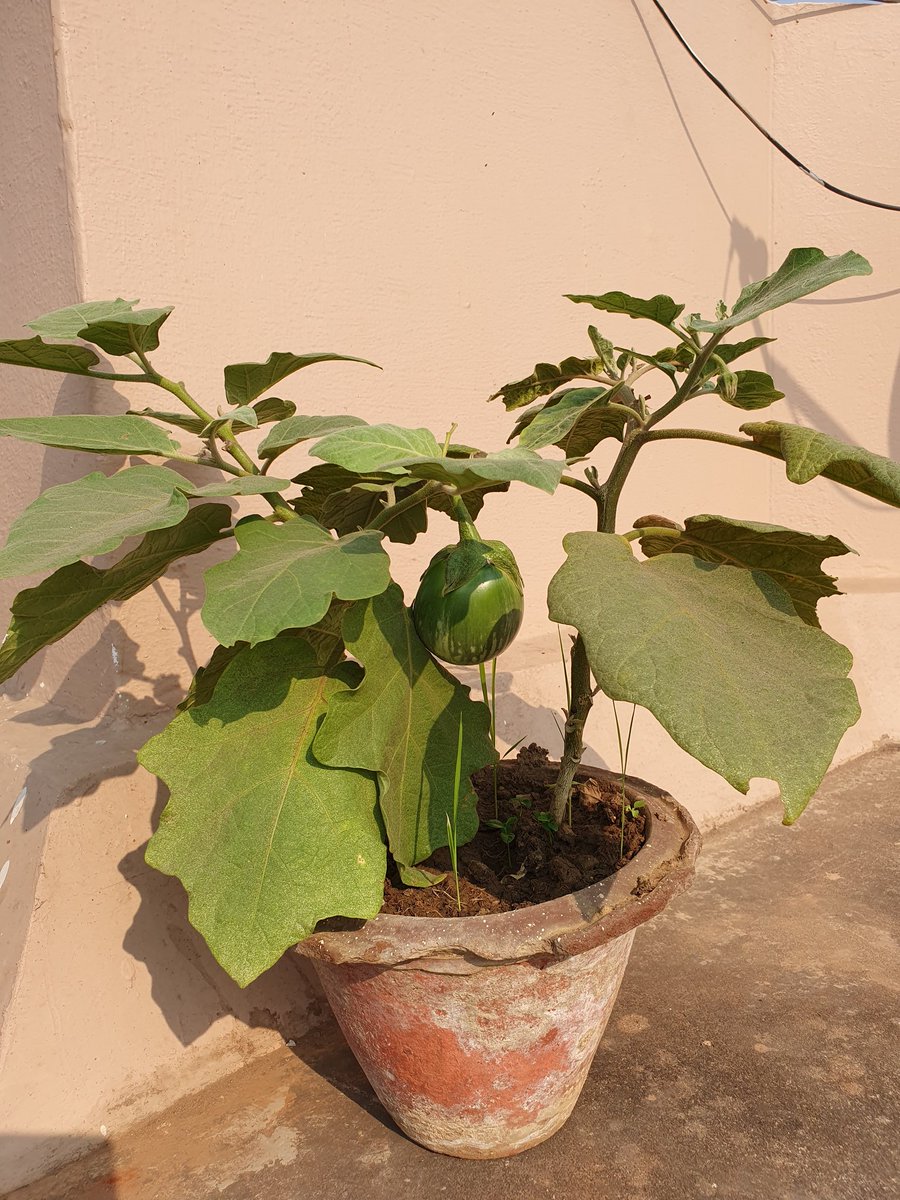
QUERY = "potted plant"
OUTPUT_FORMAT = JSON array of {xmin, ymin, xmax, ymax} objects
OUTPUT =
[{"xmin": 0, "ymin": 247, "xmax": 891, "ymax": 1158}]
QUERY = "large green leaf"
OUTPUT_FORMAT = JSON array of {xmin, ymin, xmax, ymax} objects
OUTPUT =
[
  {"xmin": 179, "ymin": 475, "xmax": 292, "ymax": 497},
  {"xmin": 397, "ymin": 446, "xmax": 566, "ymax": 495},
  {"xmin": 78, "ymin": 307, "xmax": 173, "ymax": 356},
  {"xmin": 0, "ymin": 337, "xmax": 100, "ymax": 375},
  {"xmin": 549, "ymin": 533, "xmax": 860, "ymax": 823},
  {"xmin": 224, "ymin": 351, "xmax": 380, "ymax": 406},
  {"xmin": 178, "ymin": 599, "xmax": 352, "ymax": 715},
  {"xmin": 26, "ymin": 298, "xmax": 172, "ymax": 356},
  {"xmin": 565, "ymin": 290, "xmax": 685, "ymax": 329},
  {"xmin": 0, "ymin": 415, "xmax": 180, "ymax": 456},
  {"xmin": 314, "ymin": 584, "xmax": 494, "ymax": 869},
  {"xmin": 638, "ymin": 514, "xmax": 854, "ymax": 627},
  {"xmin": 515, "ymin": 387, "xmax": 629, "ymax": 453},
  {"xmin": 427, "ymin": 479, "xmax": 509, "ymax": 521},
  {"xmin": 690, "ymin": 249, "xmax": 872, "ymax": 334},
  {"xmin": 320, "ymin": 482, "xmax": 429, "ymax": 544},
  {"xmin": 177, "ymin": 643, "xmax": 245, "ymax": 713},
  {"xmin": 201, "ymin": 516, "xmax": 390, "ymax": 645},
  {"xmin": 0, "ymin": 505, "xmax": 231, "ymax": 683},
  {"xmin": 0, "ymin": 465, "xmax": 191, "ymax": 580},
  {"xmin": 489, "ymin": 356, "xmax": 608, "ymax": 411},
  {"xmin": 714, "ymin": 337, "xmax": 775, "ymax": 366},
  {"xmin": 714, "ymin": 370, "xmax": 784, "ymax": 411},
  {"xmin": 257, "ymin": 414, "xmax": 368, "ymax": 461},
  {"xmin": 311, "ymin": 423, "xmax": 442, "ymax": 472},
  {"xmin": 27, "ymin": 299, "xmax": 137, "ymax": 338},
  {"xmin": 741, "ymin": 421, "xmax": 900, "ymax": 507},
  {"xmin": 141, "ymin": 640, "xmax": 385, "ymax": 986}
]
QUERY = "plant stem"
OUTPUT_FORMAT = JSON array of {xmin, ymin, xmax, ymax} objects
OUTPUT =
[
  {"xmin": 644, "ymin": 332, "xmax": 725, "ymax": 430},
  {"xmin": 642, "ymin": 427, "xmax": 782, "ymax": 460},
  {"xmin": 559, "ymin": 474, "xmax": 601, "ymax": 500},
  {"xmin": 367, "ymin": 481, "xmax": 441, "ymax": 531},
  {"xmin": 450, "ymin": 493, "xmax": 481, "ymax": 540},
  {"xmin": 550, "ymin": 631, "xmax": 592, "ymax": 827},
  {"xmin": 550, "ymin": 328, "xmax": 724, "ymax": 825},
  {"xmin": 135, "ymin": 344, "xmax": 296, "ymax": 520}
]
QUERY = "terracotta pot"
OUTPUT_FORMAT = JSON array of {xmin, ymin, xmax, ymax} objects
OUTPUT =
[{"xmin": 295, "ymin": 765, "xmax": 700, "ymax": 1159}]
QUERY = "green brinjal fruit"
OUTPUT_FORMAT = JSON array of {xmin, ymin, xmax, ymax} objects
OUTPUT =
[{"xmin": 412, "ymin": 535, "xmax": 524, "ymax": 666}]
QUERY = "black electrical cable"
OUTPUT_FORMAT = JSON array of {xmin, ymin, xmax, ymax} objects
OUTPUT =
[{"xmin": 648, "ymin": 0, "xmax": 900, "ymax": 212}]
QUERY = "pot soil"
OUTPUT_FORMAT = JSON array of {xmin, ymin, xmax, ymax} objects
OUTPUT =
[
  {"xmin": 382, "ymin": 744, "xmax": 648, "ymax": 917},
  {"xmin": 295, "ymin": 762, "xmax": 700, "ymax": 1160}
]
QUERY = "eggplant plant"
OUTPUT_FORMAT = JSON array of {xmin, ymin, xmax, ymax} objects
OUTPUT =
[{"xmin": 0, "ymin": 247, "xmax": 895, "ymax": 988}]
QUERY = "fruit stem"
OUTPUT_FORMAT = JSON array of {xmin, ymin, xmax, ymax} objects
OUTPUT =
[{"xmin": 450, "ymin": 494, "xmax": 480, "ymax": 542}]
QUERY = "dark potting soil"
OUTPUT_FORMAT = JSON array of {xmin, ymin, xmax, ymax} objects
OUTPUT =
[{"xmin": 379, "ymin": 744, "xmax": 646, "ymax": 919}]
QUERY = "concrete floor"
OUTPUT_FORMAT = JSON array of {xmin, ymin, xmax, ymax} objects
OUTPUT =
[{"xmin": 12, "ymin": 745, "xmax": 900, "ymax": 1200}]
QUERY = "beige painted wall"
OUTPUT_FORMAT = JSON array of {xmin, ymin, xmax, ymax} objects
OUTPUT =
[{"xmin": 1, "ymin": 0, "xmax": 897, "ymax": 1190}]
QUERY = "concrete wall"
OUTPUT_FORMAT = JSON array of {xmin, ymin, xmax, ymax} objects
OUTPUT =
[{"xmin": 0, "ymin": 0, "xmax": 897, "ymax": 1190}]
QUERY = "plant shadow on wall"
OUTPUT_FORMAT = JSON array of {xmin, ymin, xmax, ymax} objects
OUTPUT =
[
  {"xmin": 119, "ymin": 780, "xmax": 327, "ymax": 1049},
  {"xmin": 630, "ymin": 0, "xmax": 770, "ymax": 300}
]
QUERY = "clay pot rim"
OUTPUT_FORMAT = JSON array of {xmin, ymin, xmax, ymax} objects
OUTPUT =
[{"xmin": 296, "ymin": 764, "xmax": 701, "ymax": 970}]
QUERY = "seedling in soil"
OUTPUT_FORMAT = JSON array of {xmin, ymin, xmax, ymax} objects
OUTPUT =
[
  {"xmin": 485, "ymin": 815, "xmax": 518, "ymax": 866},
  {"xmin": 613, "ymin": 701, "xmax": 638, "ymax": 858},
  {"xmin": 535, "ymin": 810, "xmax": 559, "ymax": 842}
]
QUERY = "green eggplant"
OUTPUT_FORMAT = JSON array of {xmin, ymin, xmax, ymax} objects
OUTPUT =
[{"xmin": 412, "ymin": 531, "xmax": 524, "ymax": 666}]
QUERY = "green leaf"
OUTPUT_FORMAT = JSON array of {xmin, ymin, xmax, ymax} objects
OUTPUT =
[
  {"xmin": 201, "ymin": 516, "xmax": 391, "ymax": 646},
  {"xmin": 0, "ymin": 337, "xmax": 100, "ymax": 375},
  {"xmin": 427, "ymin": 479, "xmax": 509, "ymax": 521},
  {"xmin": 27, "ymin": 299, "xmax": 137, "ymax": 338},
  {"xmin": 78, "ymin": 307, "xmax": 173, "ymax": 356},
  {"xmin": 638, "ymin": 514, "xmax": 855, "ymax": 627},
  {"xmin": 714, "ymin": 337, "xmax": 775, "ymax": 366},
  {"xmin": 587, "ymin": 326, "xmax": 619, "ymax": 375},
  {"xmin": 398, "ymin": 446, "xmax": 566, "ymax": 495},
  {"xmin": 715, "ymin": 370, "xmax": 784, "ymax": 411},
  {"xmin": 26, "ymin": 298, "xmax": 173, "ymax": 356},
  {"xmin": 516, "ymin": 386, "xmax": 629, "ymax": 452},
  {"xmin": 179, "ymin": 476, "xmax": 293, "ymax": 497},
  {"xmin": 321, "ymin": 482, "xmax": 429, "ymax": 544},
  {"xmin": 311, "ymin": 423, "xmax": 442, "ymax": 473},
  {"xmin": 128, "ymin": 408, "xmax": 208, "ymax": 435},
  {"xmin": 288, "ymin": 598, "xmax": 354, "ymax": 669},
  {"xmin": 177, "ymin": 642, "xmax": 246, "ymax": 713},
  {"xmin": 0, "ymin": 465, "xmax": 191, "ymax": 580},
  {"xmin": 741, "ymin": 422, "xmax": 900, "ymax": 507},
  {"xmin": 130, "ymin": 397, "xmax": 293, "ymax": 436},
  {"xmin": 223, "ymin": 351, "xmax": 380, "ymax": 406},
  {"xmin": 489, "ymin": 356, "xmax": 608, "ymax": 411},
  {"xmin": 565, "ymin": 290, "xmax": 685, "ymax": 329},
  {"xmin": 314, "ymin": 584, "xmax": 495, "ymax": 869},
  {"xmin": 0, "ymin": 505, "xmax": 231, "ymax": 684},
  {"xmin": 203, "ymin": 406, "xmax": 259, "ymax": 435},
  {"xmin": 252, "ymin": 397, "xmax": 297, "ymax": 426},
  {"xmin": 140, "ymin": 640, "xmax": 385, "ymax": 986},
  {"xmin": 690, "ymin": 249, "xmax": 872, "ymax": 334},
  {"xmin": 0, "ymin": 415, "xmax": 180, "ymax": 456},
  {"xmin": 549, "ymin": 533, "xmax": 860, "ymax": 823},
  {"xmin": 257, "ymin": 414, "xmax": 368, "ymax": 461}
]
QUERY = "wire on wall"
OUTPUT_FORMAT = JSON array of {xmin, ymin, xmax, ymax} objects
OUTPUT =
[{"xmin": 648, "ymin": 0, "xmax": 900, "ymax": 212}]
